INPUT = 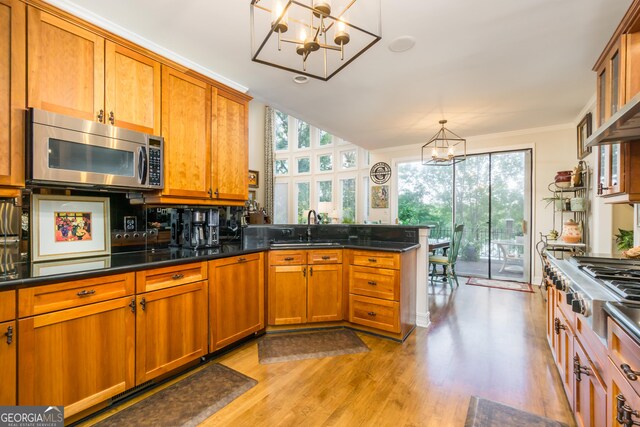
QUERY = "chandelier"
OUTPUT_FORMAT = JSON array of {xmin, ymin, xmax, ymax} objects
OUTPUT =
[
  {"xmin": 421, "ymin": 120, "xmax": 467, "ymax": 166},
  {"xmin": 250, "ymin": 0, "xmax": 381, "ymax": 81}
]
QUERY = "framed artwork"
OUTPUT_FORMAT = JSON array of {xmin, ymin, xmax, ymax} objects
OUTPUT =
[
  {"xmin": 248, "ymin": 190, "xmax": 257, "ymax": 201},
  {"xmin": 371, "ymin": 185, "xmax": 389, "ymax": 209},
  {"xmin": 248, "ymin": 170, "xmax": 259, "ymax": 188},
  {"xmin": 31, "ymin": 194, "xmax": 111, "ymax": 262},
  {"xmin": 32, "ymin": 256, "xmax": 111, "ymax": 277},
  {"xmin": 577, "ymin": 112, "xmax": 592, "ymax": 160}
]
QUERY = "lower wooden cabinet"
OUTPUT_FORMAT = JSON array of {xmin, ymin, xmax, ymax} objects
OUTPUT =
[
  {"xmin": 268, "ymin": 265, "xmax": 307, "ymax": 325},
  {"xmin": 209, "ymin": 253, "xmax": 264, "ymax": 351},
  {"xmin": 0, "ymin": 320, "xmax": 16, "ymax": 405},
  {"xmin": 554, "ymin": 309, "xmax": 575, "ymax": 410},
  {"xmin": 573, "ymin": 340, "xmax": 606, "ymax": 427},
  {"xmin": 307, "ymin": 264, "xmax": 342, "ymax": 323},
  {"xmin": 135, "ymin": 281, "xmax": 208, "ymax": 384},
  {"xmin": 349, "ymin": 294, "xmax": 399, "ymax": 333},
  {"xmin": 18, "ymin": 297, "xmax": 135, "ymax": 417}
]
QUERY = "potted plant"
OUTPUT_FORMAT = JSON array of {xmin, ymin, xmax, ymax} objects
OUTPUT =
[{"xmin": 615, "ymin": 229, "xmax": 634, "ymax": 251}]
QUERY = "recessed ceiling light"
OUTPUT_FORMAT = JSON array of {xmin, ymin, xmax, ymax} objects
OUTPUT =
[
  {"xmin": 293, "ymin": 75, "xmax": 309, "ymax": 84},
  {"xmin": 388, "ymin": 36, "xmax": 416, "ymax": 53}
]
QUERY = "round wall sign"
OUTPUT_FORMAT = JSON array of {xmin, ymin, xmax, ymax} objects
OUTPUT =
[{"xmin": 370, "ymin": 162, "xmax": 391, "ymax": 184}]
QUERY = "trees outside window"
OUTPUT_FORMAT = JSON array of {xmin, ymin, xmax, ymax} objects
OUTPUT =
[
  {"xmin": 298, "ymin": 121, "xmax": 310, "ymax": 149},
  {"xmin": 275, "ymin": 111, "xmax": 288, "ymax": 151}
]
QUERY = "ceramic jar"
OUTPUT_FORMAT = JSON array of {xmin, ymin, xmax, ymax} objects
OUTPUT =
[
  {"xmin": 570, "ymin": 197, "xmax": 586, "ymax": 212},
  {"xmin": 555, "ymin": 170, "xmax": 572, "ymax": 188},
  {"xmin": 561, "ymin": 219, "xmax": 582, "ymax": 243}
]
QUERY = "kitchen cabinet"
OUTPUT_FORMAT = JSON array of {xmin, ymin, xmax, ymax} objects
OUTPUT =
[
  {"xmin": 105, "ymin": 41, "xmax": 161, "ymax": 134},
  {"xmin": 211, "ymin": 89, "xmax": 249, "ymax": 201},
  {"xmin": 158, "ymin": 66, "xmax": 212, "ymax": 200},
  {"xmin": 135, "ymin": 281, "xmax": 208, "ymax": 384},
  {"xmin": 608, "ymin": 316, "xmax": 640, "ymax": 427},
  {"xmin": 573, "ymin": 340, "xmax": 606, "ymax": 427},
  {"xmin": 554, "ymin": 295, "xmax": 575, "ymax": 409},
  {"xmin": 208, "ymin": 253, "xmax": 264, "ymax": 351},
  {"xmin": 27, "ymin": 7, "xmax": 161, "ymax": 134},
  {"xmin": 0, "ymin": 0, "xmax": 25, "ymax": 196},
  {"xmin": 347, "ymin": 249, "xmax": 416, "ymax": 340},
  {"xmin": 18, "ymin": 296, "xmax": 136, "ymax": 418},
  {"xmin": 0, "ymin": 320, "xmax": 16, "ymax": 405},
  {"xmin": 268, "ymin": 249, "xmax": 343, "ymax": 325},
  {"xmin": 546, "ymin": 284, "xmax": 557, "ymax": 352}
]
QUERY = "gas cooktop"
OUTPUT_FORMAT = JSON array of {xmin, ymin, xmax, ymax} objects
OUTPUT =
[{"xmin": 570, "ymin": 256, "xmax": 640, "ymax": 303}]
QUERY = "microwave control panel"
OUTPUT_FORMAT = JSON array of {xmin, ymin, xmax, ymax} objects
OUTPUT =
[{"xmin": 148, "ymin": 137, "xmax": 163, "ymax": 188}]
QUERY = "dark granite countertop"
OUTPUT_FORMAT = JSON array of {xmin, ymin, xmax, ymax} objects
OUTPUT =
[
  {"xmin": 604, "ymin": 302, "xmax": 640, "ymax": 345},
  {"xmin": 0, "ymin": 238, "xmax": 420, "ymax": 290}
]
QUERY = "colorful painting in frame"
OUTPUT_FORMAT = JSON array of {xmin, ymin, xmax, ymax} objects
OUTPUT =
[
  {"xmin": 248, "ymin": 170, "xmax": 259, "ymax": 188},
  {"xmin": 31, "ymin": 194, "xmax": 111, "ymax": 262},
  {"xmin": 371, "ymin": 185, "xmax": 389, "ymax": 209}
]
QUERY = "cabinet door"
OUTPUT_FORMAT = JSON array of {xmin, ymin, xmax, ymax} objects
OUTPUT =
[
  {"xmin": 209, "ymin": 253, "xmax": 264, "ymax": 351},
  {"xmin": 105, "ymin": 41, "xmax": 161, "ymax": 134},
  {"xmin": 0, "ymin": 320, "xmax": 16, "ymax": 405},
  {"xmin": 268, "ymin": 265, "xmax": 307, "ymax": 325},
  {"xmin": 555, "ymin": 310, "xmax": 575, "ymax": 410},
  {"xmin": 308, "ymin": 264, "xmax": 342, "ymax": 322},
  {"xmin": 608, "ymin": 358, "xmax": 640, "ymax": 427},
  {"xmin": 161, "ymin": 66, "xmax": 211, "ymax": 199},
  {"xmin": 135, "ymin": 281, "xmax": 208, "ymax": 384},
  {"xmin": 212, "ymin": 89, "xmax": 248, "ymax": 201},
  {"xmin": 573, "ymin": 341, "xmax": 606, "ymax": 427},
  {"xmin": 0, "ymin": 0, "xmax": 25, "ymax": 191},
  {"xmin": 546, "ymin": 286, "xmax": 556, "ymax": 351},
  {"xmin": 27, "ymin": 7, "xmax": 104, "ymax": 121},
  {"xmin": 18, "ymin": 297, "xmax": 135, "ymax": 418}
]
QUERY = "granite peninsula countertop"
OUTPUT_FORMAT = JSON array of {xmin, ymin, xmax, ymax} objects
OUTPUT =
[{"xmin": 0, "ymin": 237, "xmax": 421, "ymax": 290}]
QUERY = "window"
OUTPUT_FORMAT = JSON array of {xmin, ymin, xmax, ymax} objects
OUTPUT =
[
  {"xmin": 319, "ymin": 130, "xmax": 333, "ymax": 146},
  {"xmin": 296, "ymin": 182, "xmax": 310, "ymax": 224},
  {"xmin": 341, "ymin": 150, "xmax": 356, "ymax": 169},
  {"xmin": 318, "ymin": 180, "xmax": 332, "ymax": 203},
  {"xmin": 275, "ymin": 111, "xmax": 288, "ymax": 151},
  {"xmin": 340, "ymin": 178, "xmax": 356, "ymax": 223},
  {"xmin": 318, "ymin": 154, "xmax": 333, "ymax": 172},
  {"xmin": 274, "ymin": 182, "xmax": 289, "ymax": 224},
  {"xmin": 275, "ymin": 159, "xmax": 289, "ymax": 175},
  {"xmin": 297, "ymin": 157, "xmax": 310, "ymax": 174},
  {"xmin": 298, "ymin": 120, "xmax": 310, "ymax": 149}
]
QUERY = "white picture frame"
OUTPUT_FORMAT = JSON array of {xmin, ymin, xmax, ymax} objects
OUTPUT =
[{"xmin": 31, "ymin": 194, "xmax": 111, "ymax": 262}]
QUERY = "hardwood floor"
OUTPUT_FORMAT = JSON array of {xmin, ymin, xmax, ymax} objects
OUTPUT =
[
  {"xmin": 84, "ymin": 281, "xmax": 575, "ymax": 426},
  {"xmin": 201, "ymin": 282, "xmax": 574, "ymax": 426}
]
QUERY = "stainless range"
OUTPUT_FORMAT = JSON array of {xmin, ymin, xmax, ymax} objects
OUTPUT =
[{"xmin": 544, "ymin": 255, "xmax": 640, "ymax": 342}]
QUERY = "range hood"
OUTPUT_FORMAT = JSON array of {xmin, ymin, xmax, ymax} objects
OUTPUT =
[{"xmin": 586, "ymin": 92, "xmax": 640, "ymax": 147}]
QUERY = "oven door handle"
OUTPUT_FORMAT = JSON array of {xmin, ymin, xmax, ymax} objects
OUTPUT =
[{"xmin": 138, "ymin": 146, "xmax": 147, "ymax": 185}]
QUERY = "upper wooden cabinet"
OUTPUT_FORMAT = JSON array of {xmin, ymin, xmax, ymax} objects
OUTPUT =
[
  {"xmin": 105, "ymin": 41, "xmax": 161, "ymax": 135},
  {"xmin": 0, "ymin": 0, "xmax": 25, "ymax": 196},
  {"xmin": 27, "ymin": 7, "xmax": 161, "ymax": 134},
  {"xmin": 160, "ymin": 66, "xmax": 212, "ymax": 200},
  {"xmin": 212, "ymin": 89, "xmax": 249, "ymax": 201},
  {"xmin": 27, "ymin": 8, "xmax": 105, "ymax": 121}
]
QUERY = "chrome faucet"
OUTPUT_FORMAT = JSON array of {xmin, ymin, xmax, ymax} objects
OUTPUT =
[{"xmin": 307, "ymin": 209, "xmax": 317, "ymax": 241}]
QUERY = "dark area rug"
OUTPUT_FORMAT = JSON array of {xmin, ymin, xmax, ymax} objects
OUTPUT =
[
  {"xmin": 465, "ymin": 396, "xmax": 569, "ymax": 427},
  {"xmin": 258, "ymin": 328, "xmax": 370, "ymax": 364},
  {"xmin": 94, "ymin": 363, "xmax": 256, "ymax": 427},
  {"xmin": 466, "ymin": 277, "xmax": 534, "ymax": 293}
]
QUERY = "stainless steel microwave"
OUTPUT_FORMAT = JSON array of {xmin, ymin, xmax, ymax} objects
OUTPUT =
[{"xmin": 28, "ymin": 108, "xmax": 163, "ymax": 191}]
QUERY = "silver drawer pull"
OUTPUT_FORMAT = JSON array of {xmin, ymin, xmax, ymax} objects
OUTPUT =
[
  {"xmin": 321, "ymin": 256, "xmax": 330, "ymax": 260},
  {"xmin": 368, "ymin": 258, "xmax": 377, "ymax": 263},
  {"xmin": 238, "ymin": 257, "xmax": 247, "ymax": 263},
  {"xmin": 172, "ymin": 273, "xmax": 184, "ymax": 280},
  {"xmin": 284, "ymin": 257, "xmax": 294, "ymax": 261},
  {"xmin": 367, "ymin": 281, "xmax": 377, "ymax": 286},
  {"xmin": 621, "ymin": 363, "xmax": 640, "ymax": 381},
  {"xmin": 367, "ymin": 311, "xmax": 377, "ymax": 316},
  {"xmin": 76, "ymin": 289, "xmax": 96, "ymax": 297}
]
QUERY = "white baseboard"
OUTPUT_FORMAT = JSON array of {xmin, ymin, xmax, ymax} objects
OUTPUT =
[{"xmin": 416, "ymin": 311, "xmax": 431, "ymax": 328}]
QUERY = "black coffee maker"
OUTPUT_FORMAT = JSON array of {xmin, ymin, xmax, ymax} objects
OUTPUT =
[{"xmin": 170, "ymin": 208, "xmax": 219, "ymax": 250}]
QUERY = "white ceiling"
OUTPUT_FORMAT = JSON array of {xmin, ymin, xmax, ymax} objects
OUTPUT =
[{"xmin": 54, "ymin": 0, "xmax": 631, "ymax": 150}]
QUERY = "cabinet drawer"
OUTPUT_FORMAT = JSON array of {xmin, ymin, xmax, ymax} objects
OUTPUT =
[
  {"xmin": 209, "ymin": 252, "xmax": 262, "ymax": 268},
  {"xmin": 136, "ymin": 262, "xmax": 207, "ymax": 293},
  {"xmin": 609, "ymin": 317, "xmax": 640, "ymax": 397},
  {"xmin": 18, "ymin": 273, "xmax": 135, "ymax": 317},
  {"xmin": 351, "ymin": 250, "xmax": 399, "ymax": 270},
  {"xmin": 349, "ymin": 266, "xmax": 398, "ymax": 301},
  {"xmin": 308, "ymin": 249, "xmax": 342, "ymax": 264},
  {"xmin": 269, "ymin": 250, "xmax": 306, "ymax": 266},
  {"xmin": 349, "ymin": 294, "xmax": 399, "ymax": 333},
  {"xmin": 0, "ymin": 290, "xmax": 15, "ymax": 322}
]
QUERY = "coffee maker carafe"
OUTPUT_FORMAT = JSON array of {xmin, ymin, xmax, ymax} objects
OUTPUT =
[{"xmin": 179, "ymin": 209, "xmax": 220, "ymax": 250}]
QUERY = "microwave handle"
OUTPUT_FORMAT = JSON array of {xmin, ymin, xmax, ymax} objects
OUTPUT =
[{"xmin": 138, "ymin": 146, "xmax": 147, "ymax": 185}]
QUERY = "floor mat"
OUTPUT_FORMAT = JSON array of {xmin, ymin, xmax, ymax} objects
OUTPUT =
[
  {"xmin": 466, "ymin": 277, "xmax": 534, "ymax": 293},
  {"xmin": 465, "ymin": 396, "xmax": 569, "ymax": 427},
  {"xmin": 93, "ymin": 363, "xmax": 256, "ymax": 427},
  {"xmin": 257, "ymin": 328, "xmax": 370, "ymax": 364}
]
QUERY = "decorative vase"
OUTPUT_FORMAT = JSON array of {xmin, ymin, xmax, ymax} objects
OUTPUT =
[
  {"xmin": 570, "ymin": 197, "xmax": 586, "ymax": 212},
  {"xmin": 555, "ymin": 170, "xmax": 572, "ymax": 188},
  {"xmin": 561, "ymin": 219, "xmax": 582, "ymax": 243}
]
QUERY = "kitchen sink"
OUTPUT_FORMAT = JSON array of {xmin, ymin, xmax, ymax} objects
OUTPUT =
[{"xmin": 270, "ymin": 241, "xmax": 342, "ymax": 248}]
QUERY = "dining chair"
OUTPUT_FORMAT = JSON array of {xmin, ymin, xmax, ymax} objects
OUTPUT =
[{"xmin": 429, "ymin": 224, "xmax": 464, "ymax": 288}]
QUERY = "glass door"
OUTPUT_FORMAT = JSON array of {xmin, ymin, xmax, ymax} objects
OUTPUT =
[{"xmin": 454, "ymin": 150, "xmax": 532, "ymax": 282}]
